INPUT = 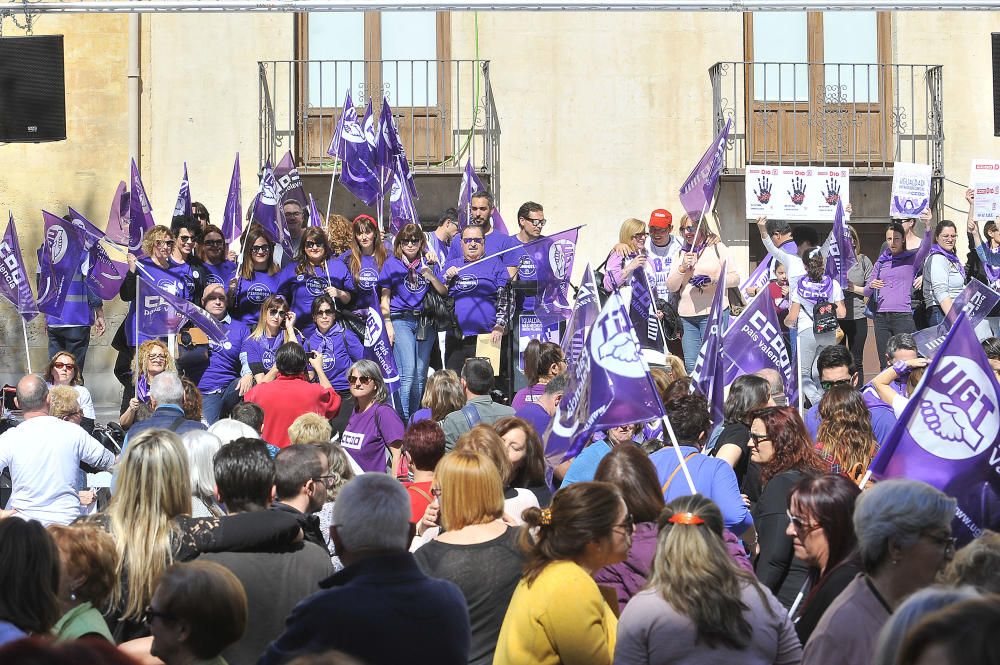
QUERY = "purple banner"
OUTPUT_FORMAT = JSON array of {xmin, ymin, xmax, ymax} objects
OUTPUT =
[
  {"xmin": 544, "ymin": 291, "xmax": 664, "ymax": 464},
  {"xmin": 222, "ymin": 154, "xmax": 242, "ymax": 246},
  {"xmin": 37, "ymin": 211, "xmax": 87, "ymax": 317},
  {"xmin": 678, "ymin": 117, "xmax": 732, "ymax": 221},
  {"xmin": 870, "ymin": 313, "xmax": 1000, "ymax": 545},
  {"xmin": 68, "ymin": 207, "xmax": 127, "ymax": 302},
  {"xmin": 690, "ymin": 260, "xmax": 728, "ymax": 424},
  {"xmin": 457, "ymin": 158, "xmax": 509, "ymax": 234},
  {"xmin": 720, "ymin": 291, "xmax": 799, "ymax": 407},
  {"xmin": 388, "ymin": 155, "xmax": 419, "ymax": 234},
  {"xmin": 560, "ymin": 264, "xmax": 601, "ymax": 368},
  {"xmin": 520, "ymin": 226, "xmax": 580, "ymax": 322},
  {"xmin": 136, "ymin": 263, "xmax": 227, "ymax": 344},
  {"xmin": 363, "ymin": 300, "xmax": 400, "ymax": 394},
  {"xmin": 307, "ymin": 193, "xmax": 323, "ymax": 229},
  {"xmin": 129, "ymin": 158, "xmax": 156, "ymax": 255},
  {"xmin": 0, "ymin": 213, "xmax": 39, "ymax": 322},
  {"xmin": 173, "ymin": 162, "xmax": 192, "ymax": 218},
  {"xmin": 912, "ymin": 279, "xmax": 1000, "ymax": 357},
  {"xmin": 822, "ymin": 201, "xmax": 857, "ymax": 288}
]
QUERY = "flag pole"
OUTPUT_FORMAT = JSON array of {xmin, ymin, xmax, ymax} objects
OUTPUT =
[
  {"xmin": 21, "ymin": 317, "xmax": 31, "ymax": 374},
  {"xmin": 796, "ymin": 333, "xmax": 805, "ymax": 417},
  {"xmin": 325, "ymin": 160, "xmax": 340, "ymax": 220},
  {"xmin": 660, "ymin": 413, "xmax": 697, "ymax": 495},
  {"xmin": 455, "ymin": 225, "xmax": 587, "ymax": 273}
]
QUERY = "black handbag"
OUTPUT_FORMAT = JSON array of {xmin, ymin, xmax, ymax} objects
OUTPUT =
[
  {"xmin": 421, "ymin": 289, "xmax": 460, "ymax": 336},
  {"xmin": 338, "ymin": 308, "xmax": 367, "ymax": 339}
]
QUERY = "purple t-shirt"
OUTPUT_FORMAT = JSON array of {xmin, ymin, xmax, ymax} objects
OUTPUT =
[
  {"xmin": 341, "ymin": 402, "xmax": 406, "ymax": 472},
  {"xmin": 381, "ymin": 256, "xmax": 439, "ymax": 313},
  {"xmin": 280, "ymin": 258, "xmax": 355, "ymax": 336},
  {"xmin": 203, "ymin": 260, "xmax": 237, "ymax": 289},
  {"xmin": 304, "ymin": 325, "xmax": 364, "ymax": 392},
  {"xmin": 125, "ymin": 258, "xmax": 197, "ymax": 346},
  {"xmin": 511, "ymin": 383, "xmax": 546, "ymax": 411},
  {"xmin": 426, "ymin": 232, "xmax": 451, "ymax": 266},
  {"xmin": 515, "ymin": 402, "xmax": 551, "ymax": 437},
  {"xmin": 197, "ymin": 316, "xmax": 249, "ymax": 393},
  {"xmin": 444, "ymin": 255, "xmax": 511, "ymax": 336},
  {"xmin": 447, "ymin": 229, "xmax": 521, "ymax": 269},
  {"xmin": 340, "ymin": 251, "xmax": 383, "ymax": 312},
  {"xmin": 231, "ymin": 270, "xmax": 285, "ymax": 327},
  {"xmin": 507, "ymin": 235, "xmax": 536, "ymax": 311},
  {"xmin": 243, "ymin": 332, "xmax": 285, "ymax": 375}
]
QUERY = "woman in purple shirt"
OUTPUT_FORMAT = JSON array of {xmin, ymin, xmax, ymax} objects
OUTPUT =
[
  {"xmin": 441, "ymin": 225, "xmax": 512, "ymax": 372},
  {"xmin": 243, "ymin": 294, "xmax": 301, "ymax": 384},
  {"xmin": 510, "ymin": 340, "xmax": 566, "ymax": 410},
  {"xmin": 864, "ymin": 209, "xmax": 933, "ymax": 369},
  {"xmin": 340, "ymin": 359, "xmax": 406, "ymax": 474},
  {"xmin": 380, "ymin": 223, "xmax": 448, "ymax": 422},
  {"xmin": 198, "ymin": 224, "xmax": 237, "ymax": 290},
  {"xmin": 279, "ymin": 226, "xmax": 353, "ymax": 337},
  {"xmin": 342, "ymin": 215, "xmax": 389, "ymax": 317},
  {"xmin": 304, "ymin": 294, "xmax": 364, "ymax": 434},
  {"xmin": 192, "ymin": 284, "xmax": 253, "ymax": 424},
  {"xmin": 229, "ymin": 226, "xmax": 284, "ymax": 328}
]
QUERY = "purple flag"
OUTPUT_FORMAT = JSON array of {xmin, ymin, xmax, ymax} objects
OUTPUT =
[
  {"xmin": 520, "ymin": 227, "xmax": 580, "ymax": 322},
  {"xmin": 678, "ymin": 117, "xmax": 732, "ymax": 220},
  {"xmin": 135, "ymin": 263, "xmax": 227, "ymax": 344},
  {"xmin": 457, "ymin": 158, "xmax": 509, "ymax": 235},
  {"xmin": 381, "ymin": 97, "xmax": 417, "ymax": 199},
  {"xmin": 222, "ymin": 154, "xmax": 242, "ymax": 246},
  {"xmin": 371, "ymin": 99, "xmax": 394, "ymax": 198},
  {"xmin": 720, "ymin": 291, "xmax": 799, "ymax": 407},
  {"xmin": 912, "ymin": 279, "xmax": 1000, "ymax": 357},
  {"xmin": 337, "ymin": 96, "xmax": 381, "ymax": 206},
  {"xmin": 275, "ymin": 151, "xmax": 308, "ymax": 209},
  {"xmin": 822, "ymin": 201, "xmax": 857, "ymax": 288},
  {"xmin": 870, "ymin": 312, "xmax": 1000, "ymax": 544},
  {"xmin": 0, "ymin": 213, "xmax": 39, "ymax": 322},
  {"xmin": 327, "ymin": 90, "xmax": 351, "ymax": 160},
  {"xmin": 37, "ymin": 211, "xmax": 87, "ymax": 316},
  {"xmin": 560, "ymin": 264, "xmax": 600, "ymax": 367},
  {"xmin": 363, "ymin": 300, "xmax": 400, "ymax": 394},
  {"xmin": 253, "ymin": 162, "xmax": 293, "ymax": 256},
  {"xmin": 388, "ymin": 156, "xmax": 419, "ymax": 234},
  {"xmin": 103, "ymin": 181, "xmax": 131, "ymax": 248},
  {"xmin": 629, "ymin": 265, "xmax": 664, "ymax": 352},
  {"xmin": 691, "ymin": 260, "xmax": 729, "ymax": 424},
  {"xmin": 67, "ymin": 207, "xmax": 127, "ymax": 302},
  {"xmin": 173, "ymin": 162, "xmax": 192, "ymax": 218},
  {"xmin": 307, "ymin": 193, "xmax": 323, "ymax": 229},
  {"xmin": 129, "ymin": 158, "xmax": 156, "ymax": 255},
  {"xmin": 544, "ymin": 291, "xmax": 665, "ymax": 464}
]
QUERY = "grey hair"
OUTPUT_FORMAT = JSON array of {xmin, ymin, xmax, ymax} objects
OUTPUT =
[
  {"xmin": 885, "ymin": 333, "xmax": 918, "ymax": 359},
  {"xmin": 348, "ymin": 360, "xmax": 388, "ymax": 404},
  {"xmin": 15, "ymin": 374, "xmax": 48, "ymax": 412},
  {"xmin": 208, "ymin": 419, "xmax": 260, "ymax": 445},
  {"xmin": 854, "ymin": 479, "xmax": 957, "ymax": 572},
  {"xmin": 181, "ymin": 430, "xmax": 222, "ymax": 498},
  {"xmin": 753, "ymin": 368, "xmax": 787, "ymax": 407},
  {"xmin": 150, "ymin": 371, "xmax": 184, "ymax": 406},
  {"xmin": 544, "ymin": 372, "xmax": 569, "ymax": 396},
  {"xmin": 765, "ymin": 219, "xmax": 792, "ymax": 236},
  {"xmin": 333, "ymin": 473, "xmax": 411, "ymax": 552},
  {"xmin": 871, "ymin": 586, "xmax": 980, "ymax": 665}
]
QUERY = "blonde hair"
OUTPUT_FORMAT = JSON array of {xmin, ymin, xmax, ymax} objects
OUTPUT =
[
  {"xmin": 617, "ymin": 218, "xmax": 646, "ymax": 245},
  {"xmin": 107, "ymin": 429, "xmax": 191, "ymax": 620},
  {"xmin": 666, "ymin": 355, "xmax": 688, "ymax": 381},
  {"xmin": 132, "ymin": 340, "xmax": 176, "ymax": 387},
  {"xmin": 249, "ymin": 294, "xmax": 293, "ymax": 342},
  {"xmin": 454, "ymin": 424, "xmax": 513, "ymax": 485},
  {"xmin": 288, "ymin": 412, "xmax": 333, "ymax": 445},
  {"xmin": 436, "ymin": 451, "xmax": 504, "ymax": 531},
  {"xmin": 326, "ymin": 214, "xmax": 353, "ymax": 255},
  {"xmin": 48, "ymin": 386, "xmax": 80, "ymax": 419},
  {"xmin": 141, "ymin": 225, "xmax": 173, "ymax": 258},
  {"xmin": 420, "ymin": 370, "xmax": 465, "ymax": 421}
]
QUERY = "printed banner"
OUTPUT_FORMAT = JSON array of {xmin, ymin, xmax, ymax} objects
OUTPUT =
[
  {"xmin": 890, "ymin": 162, "xmax": 932, "ymax": 218},
  {"xmin": 560, "ymin": 264, "xmax": 600, "ymax": 368},
  {"xmin": 745, "ymin": 165, "xmax": 850, "ymax": 221},
  {"xmin": 0, "ymin": 213, "xmax": 39, "ymax": 321},
  {"xmin": 136, "ymin": 263, "xmax": 227, "ymax": 344},
  {"xmin": 970, "ymin": 159, "xmax": 1000, "ymax": 223},
  {"xmin": 679, "ymin": 118, "xmax": 732, "ymax": 221},
  {"xmin": 518, "ymin": 314, "xmax": 560, "ymax": 371},
  {"xmin": 37, "ymin": 211, "xmax": 87, "ymax": 317},
  {"xmin": 690, "ymin": 260, "xmax": 728, "ymax": 424},
  {"xmin": 363, "ymin": 304, "xmax": 400, "ymax": 393},
  {"xmin": 519, "ymin": 226, "xmax": 580, "ymax": 322},
  {"xmin": 912, "ymin": 279, "xmax": 1000, "ymax": 356}
]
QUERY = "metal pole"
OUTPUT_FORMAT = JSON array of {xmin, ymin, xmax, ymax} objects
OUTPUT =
[{"xmin": 21, "ymin": 318, "xmax": 31, "ymax": 374}]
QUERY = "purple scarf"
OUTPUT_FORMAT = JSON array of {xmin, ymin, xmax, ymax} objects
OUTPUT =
[
  {"xmin": 929, "ymin": 244, "xmax": 966, "ymax": 279},
  {"xmin": 796, "ymin": 274, "xmax": 833, "ymax": 303},
  {"xmin": 983, "ymin": 243, "xmax": 1000, "ymax": 284},
  {"xmin": 136, "ymin": 373, "xmax": 150, "ymax": 402}
]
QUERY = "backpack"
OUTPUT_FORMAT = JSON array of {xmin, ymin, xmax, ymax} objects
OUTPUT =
[{"xmin": 811, "ymin": 300, "xmax": 839, "ymax": 335}]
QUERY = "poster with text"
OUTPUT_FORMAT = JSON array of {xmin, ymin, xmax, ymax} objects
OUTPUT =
[
  {"xmin": 890, "ymin": 162, "xmax": 932, "ymax": 218},
  {"xmin": 746, "ymin": 165, "xmax": 781, "ymax": 218},
  {"xmin": 745, "ymin": 166, "xmax": 849, "ymax": 221},
  {"xmin": 518, "ymin": 314, "xmax": 560, "ymax": 371},
  {"xmin": 970, "ymin": 159, "xmax": 1000, "ymax": 223},
  {"xmin": 812, "ymin": 167, "xmax": 851, "ymax": 221}
]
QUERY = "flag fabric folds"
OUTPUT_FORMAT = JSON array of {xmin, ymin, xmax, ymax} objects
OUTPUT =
[
  {"xmin": 457, "ymin": 158, "xmax": 509, "ymax": 234},
  {"xmin": 388, "ymin": 156, "xmax": 419, "ymax": 235},
  {"xmin": 67, "ymin": 207, "xmax": 127, "ymax": 302},
  {"xmin": 560, "ymin": 264, "xmax": 600, "ymax": 368},
  {"xmin": 869, "ymin": 312, "xmax": 1000, "ymax": 545},
  {"xmin": 307, "ymin": 193, "xmax": 324, "ymax": 229},
  {"xmin": 37, "ymin": 211, "xmax": 87, "ymax": 317},
  {"xmin": 173, "ymin": 162, "xmax": 192, "ymax": 218},
  {"xmin": 253, "ymin": 163, "xmax": 294, "ymax": 257},
  {"xmin": 363, "ymin": 299, "xmax": 400, "ymax": 394},
  {"xmin": 222, "ymin": 154, "xmax": 242, "ymax": 246},
  {"xmin": 0, "ymin": 213, "xmax": 39, "ymax": 322},
  {"xmin": 678, "ymin": 117, "xmax": 732, "ymax": 221},
  {"xmin": 912, "ymin": 279, "xmax": 1000, "ymax": 357},
  {"xmin": 821, "ymin": 201, "xmax": 857, "ymax": 288},
  {"xmin": 128, "ymin": 158, "xmax": 156, "ymax": 255},
  {"xmin": 690, "ymin": 260, "xmax": 729, "ymax": 424},
  {"xmin": 333, "ymin": 92, "xmax": 381, "ymax": 206},
  {"xmin": 629, "ymin": 266, "xmax": 664, "ymax": 353},
  {"xmin": 519, "ymin": 226, "xmax": 580, "ymax": 322},
  {"xmin": 135, "ymin": 263, "xmax": 227, "ymax": 344}
]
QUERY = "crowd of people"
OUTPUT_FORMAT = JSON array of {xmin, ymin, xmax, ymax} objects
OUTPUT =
[{"xmin": 2, "ymin": 189, "xmax": 1000, "ymax": 665}]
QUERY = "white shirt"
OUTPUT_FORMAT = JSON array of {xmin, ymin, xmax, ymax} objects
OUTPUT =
[
  {"xmin": 0, "ymin": 416, "xmax": 115, "ymax": 525},
  {"xmin": 46, "ymin": 383, "xmax": 96, "ymax": 420},
  {"xmin": 762, "ymin": 233, "xmax": 806, "ymax": 282},
  {"xmin": 645, "ymin": 236, "xmax": 683, "ymax": 302}
]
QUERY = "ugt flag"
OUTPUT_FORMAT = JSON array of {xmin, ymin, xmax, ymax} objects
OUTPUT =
[
  {"xmin": 173, "ymin": 163, "xmax": 192, "ymax": 218},
  {"xmin": 363, "ymin": 300, "xmax": 400, "ymax": 395},
  {"xmin": 869, "ymin": 312, "xmax": 1000, "ymax": 545},
  {"xmin": 821, "ymin": 201, "xmax": 856, "ymax": 288},
  {"xmin": 253, "ymin": 162, "xmax": 294, "ymax": 257},
  {"xmin": 0, "ymin": 213, "xmax": 39, "ymax": 322},
  {"xmin": 222, "ymin": 154, "xmax": 243, "ymax": 246},
  {"xmin": 519, "ymin": 226, "xmax": 580, "ymax": 322},
  {"xmin": 129, "ymin": 158, "xmax": 156, "ymax": 255},
  {"xmin": 37, "ymin": 211, "xmax": 87, "ymax": 317},
  {"xmin": 560, "ymin": 264, "xmax": 600, "ymax": 367},
  {"xmin": 457, "ymin": 158, "xmax": 509, "ymax": 234},
  {"xmin": 629, "ymin": 264, "xmax": 664, "ymax": 353},
  {"xmin": 135, "ymin": 263, "xmax": 227, "ymax": 344},
  {"xmin": 691, "ymin": 259, "xmax": 728, "ymax": 425},
  {"xmin": 544, "ymin": 290, "xmax": 664, "ymax": 464},
  {"xmin": 720, "ymin": 291, "xmax": 798, "ymax": 407},
  {"xmin": 679, "ymin": 117, "xmax": 732, "ymax": 220}
]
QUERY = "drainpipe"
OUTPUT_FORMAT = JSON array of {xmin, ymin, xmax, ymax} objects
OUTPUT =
[{"xmin": 128, "ymin": 13, "xmax": 140, "ymax": 164}]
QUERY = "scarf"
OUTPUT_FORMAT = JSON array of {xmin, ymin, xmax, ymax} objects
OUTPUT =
[
  {"xmin": 404, "ymin": 256, "xmax": 424, "ymax": 292},
  {"xmin": 796, "ymin": 274, "xmax": 833, "ymax": 303},
  {"xmin": 929, "ymin": 244, "xmax": 966, "ymax": 280},
  {"xmin": 136, "ymin": 373, "xmax": 150, "ymax": 402}
]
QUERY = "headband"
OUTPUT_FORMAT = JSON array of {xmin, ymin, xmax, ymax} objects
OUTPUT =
[{"xmin": 667, "ymin": 512, "xmax": 705, "ymax": 526}]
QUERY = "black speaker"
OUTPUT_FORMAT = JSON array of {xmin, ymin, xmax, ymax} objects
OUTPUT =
[
  {"xmin": 0, "ymin": 35, "xmax": 66, "ymax": 143},
  {"xmin": 994, "ymin": 33, "xmax": 1000, "ymax": 137}
]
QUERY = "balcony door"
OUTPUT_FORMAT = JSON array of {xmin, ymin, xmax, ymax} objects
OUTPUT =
[
  {"xmin": 744, "ymin": 11, "xmax": 891, "ymax": 166},
  {"xmin": 298, "ymin": 11, "xmax": 451, "ymax": 168}
]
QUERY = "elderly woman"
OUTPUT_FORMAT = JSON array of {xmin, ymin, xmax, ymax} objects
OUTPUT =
[
  {"xmin": 801, "ymin": 479, "xmax": 957, "ymax": 665},
  {"xmin": 288, "ymin": 412, "xmax": 333, "ymax": 445},
  {"xmin": 46, "ymin": 351, "xmax": 95, "ymax": 432},
  {"xmin": 871, "ymin": 587, "xmax": 980, "ymax": 665},
  {"xmin": 120, "ymin": 339, "xmax": 175, "ymax": 427},
  {"xmin": 180, "ymin": 430, "xmax": 223, "ymax": 518},
  {"xmin": 315, "ymin": 442, "xmax": 357, "ymax": 570},
  {"xmin": 281, "ymin": 226, "xmax": 353, "ymax": 337},
  {"xmin": 47, "ymin": 524, "xmax": 117, "ymax": 643},
  {"xmin": 340, "ymin": 359, "xmax": 405, "ymax": 474}
]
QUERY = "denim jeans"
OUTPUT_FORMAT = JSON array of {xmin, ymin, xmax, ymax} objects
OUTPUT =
[
  {"xmin": 873, "ymin": 311, "xmax": 917, "ymax": 370},
  {"xmin": 680, "ymin": 310, "xmax": 730, "ymax": 373},
  {"xmin": 926, "ymin": 305, "xmax": 946, "ymax": 328},
  {"xmin": 201, "ymin": 377, "xmax": 243, "ymax": 425},
  {"xmin": 48, "ymin": 326, "xmax": 93, "ymax": 372},
  {"xmin": 391, "ymin": 313, "xmax": 435, "ymax": 423}
]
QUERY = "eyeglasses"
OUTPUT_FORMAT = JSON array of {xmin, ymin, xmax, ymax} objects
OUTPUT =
[
  {"xmin": 53, "ymin": 361, "xmax": 76, "ymax": 370},
  {"xmin": 748, "ymin": 432, "xmax": 770, "ymax": 448},
  {"xmin": 348, "ymin": 374, "xmax": 373, "ymax": 386},
  {"xmin": 284, "ymin": 211, "xmax": 304, "ymax": 218},
  {"xmin": 820, "ymin": 378, "xmax": 853, "ymax": 391},
  {"xmin": 430, "ymin": 487, "xmax": 443, "ymax": 499},
  {"xmin": 679, "ymin": 226, "xmax": 697, "ymax": 234},
  {"xmin": 267, "ymin": 308, "xmax": 288, "ymax": 318},
  {"xmin": 631, "ymin": 232, "xmax": 649, "ymax": 240},
  {"xmin": 304, "ymin": 240, "xmax": 326, "ymax": 249},
  {"xmin": 61, "ymin": 410, "xmax": 83, "ymax": 420},
  {"xmin": 313, "ymin": 474, "xmax": 337, "ymax": 484},
  {"xmin": 523, "ymin": 217, "xmax": 547, "ymax": 228},
  {"xmin": 251, "ymin": 245, "xmax": 271, "ymax": 255},
  {"xmin": 147, "ymin": 354, "xmax": 167, "ymax": 361},
  {"xmin": 177, "ymin": 236, "xmax": 195, "ymax": 245},
  {"xmin": 613, "ymin": 513, "xmax": 635, "ymax": 537},
  {"xmin": 143, "ymin": 605, "xmax": 175, "ymax": 625},
  {"xmin": 155, "ymin": 240, "xmax": 175, "ymax": 248},
  {"xmin": 204, "ymin": 239, "xmax": 225, "ymax": 247},
  {"xmin": 401, "ymin": 237, "xmax": 421, "ymax": 245},
  {"xmin": 204, "ymin": 295, "xmax": 226, "ymax": 303},
  {"xmin": 462, "ymin": 237, "xmax": 484, "ymax": 246},
  {"xmin": 315, "ymin": 308, "xmax": 335, "ymax": 317},
  {"xmin": 922, "ymin": 532, "xmax": 958, "ymax": 557},
  {"xmin": 786, "ymin": 509, "xmax": 821, "ymax": 536}
]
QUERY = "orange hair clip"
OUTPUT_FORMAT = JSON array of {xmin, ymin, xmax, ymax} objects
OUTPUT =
[{"xmin": 668, "ymin": 512, "xmax": 705, "ymax": 526}]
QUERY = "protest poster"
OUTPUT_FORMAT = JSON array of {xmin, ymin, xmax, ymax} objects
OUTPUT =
[
  {"xmin": 889, "ymin": 162, "xmax": 932, "ymax": 218},
  {"xmin": 518, "ymin": 314, "xmax": 560, "ymax": 371},
  {"xmin": 744, "ymin": 165, "xmax": 849, "ymax": 221},
  {"xmin": 969, "ymin": 159, "xmax": 1000, "ymax": 223}
]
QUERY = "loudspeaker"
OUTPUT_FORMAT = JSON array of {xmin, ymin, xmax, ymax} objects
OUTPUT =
[
  {"xmin": 994, "ymin": 33, "xmax": 1000, "ymax": 137},
  {"xmin": 0, "ymin": 35, "xmax": 66, "ymax": 143}
]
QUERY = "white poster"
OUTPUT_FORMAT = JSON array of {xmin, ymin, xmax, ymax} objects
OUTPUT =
[
  {"xmin": 745, "ymin": 165, "xmax": 850, "ymax": 221},
  {"xmin": 970, "ymin": 159, "xmax": 1000, "ymax": 223},
  {"xmin": 889, "ymin": 162, "xmax": 932, "ymax": 218}
]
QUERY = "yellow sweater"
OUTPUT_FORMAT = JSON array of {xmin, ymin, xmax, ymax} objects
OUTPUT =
[{"xmin": 493, "ymin": 560, "xmax": 616, "ymax": 665}]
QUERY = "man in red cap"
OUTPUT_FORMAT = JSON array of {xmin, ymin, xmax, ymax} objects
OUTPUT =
[{"xmin": 645, "ymin": 208, "xmax": 682, "ymax": 303}]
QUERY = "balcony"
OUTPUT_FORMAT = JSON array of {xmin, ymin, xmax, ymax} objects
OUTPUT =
[
  {"xmin": 709, "ymin": 61, "xmax": 944, "ymax": 176},
  {"xmin": 258, "ymin": 58, "xmax": 500, "ymax": 193}
]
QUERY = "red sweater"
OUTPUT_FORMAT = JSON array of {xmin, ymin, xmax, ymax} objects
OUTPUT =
[{"xmin": 244, "ymin": 375, "xmax": 341, "ymax": 447}]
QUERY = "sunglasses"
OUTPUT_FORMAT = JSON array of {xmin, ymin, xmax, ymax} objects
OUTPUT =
[
  {"xmin": 147, "ymin": 354, "xmax": 167, "ymax": 361},
  {"xmin": 53, "ymin": 361, "xmax": 76, "ymax": 370},
  {"xmin": 194, "ymin": 212, "xmax": 209, "ymax": 221},
  {"xmin": 305, "ymin": 240, "xmax": 326, "ymax": 249},
  {"xmin": 524, "ymin": 217, "xmax": 547, "ymax": 228},
  {"xmin": 401, "ymin": 237, "xmax": 421, "ymax": 245},
  {"xmin": 251, "ymin": 245, "xmax": 271, "ymax": 254},
  {"xmin": 177, "ymin": 236, "xmax": 195, "ymax": 244},
  {"xmin": 204, "ymin": 239, "xmax": 225, "ymax": 247},
  {"xmin": 679, "ymin": 226, "xmax": 697, "ymax": 234},
  {"xmin": 820, "ymin": 378, "xmax": 853, "ymax": 391},
  {"xmin": 748, "ymin": 432, "xmax": 770, "ymax": 447},
  {"xmin": 143, "ymin": 605, "xmax": 175, "ymax": 625},
  {"xmin": 315, "ymin": 308, "xmax": 335, "ymax": 317},
  {"xmin": 786, "ymin": 509, "xmax": 821, "ymax": 535},
  {"xmin": 267, "ymin": 308, "xmax": 288, "ymax": 318},
  {"xmin": 632, "ymin": 232, "xmax": 649, "ymax": 240},
  {"xmin": 155, "ymin": 240, "xmax": 175, "ymax": 248},
  {"xmin": 462, "ymin": 237, "xmax": 484, "ymax": 246},
  {"xmin": 348, "ymin": 374, "xmax": 373, "ymax": 386},
  {"xmin": 614, "ymin": 513, "xmax": 635, "ymax": 537}
]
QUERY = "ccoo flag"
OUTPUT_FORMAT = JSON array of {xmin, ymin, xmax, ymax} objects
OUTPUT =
[
  {"xmin": 457, "ymin": 158, "xmax": 509, "ymax": 234},
  {"xmin": 37, "ymin": 211, "xmax": 87, "ymax": 317},
  {"xmin": 869, "ymin": 312, "xmax": 1000, "ymax": 545},
  {"xmin": 519, "ymin": 226, "xmax": 581, "ymax": 322},
  {"xmin": 544, "ymin": 290, "xmax": 665, "ymax": 464},
  {"xmin": 135, "ymin": 263, "xmax": 227, "ymax": 344},
  {"xmin": 678, "ymin": 117, "xmax": 732, "ymax": 221},
  {"xmin": 129, "ymin": 158, "xmax": 156, "ymax": 255},
  {"xmin": 173, "ymin": 163, "xmax": 192, "ymax": 218},
  {"xmin": 912, "ymin": 279, "xmax": 1000, "ymax": 357},
  {"xmin": 691, "ymin": 259, "xmax": 728, "ymax": 425},
  {"xmin": 560, "ymin": 264, "xmax": 601, "ymax": 367},
  {"xmin": 222, "ymin": 154, "xmax": 242, "ymax": 246},
  {"xmin": 0, "ymin": 213, "xmax": 39, "ymax": 322},
  {"xmin": 821, "ymin": 200, "xmax": 857, "ymax": 288}
]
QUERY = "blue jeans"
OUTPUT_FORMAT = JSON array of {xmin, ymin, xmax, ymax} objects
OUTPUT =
[
  {"xmin": 201, "ymin": 377, "xmax": 242, "ymax": 425},
  {"xmin": 926, "ymin": 305, "xmax": 946, "ymax": 328},
  {"xmin": 391, "ymin": 313, "xmax": 435, "ymax": 423},
  {"xmin": 48, "ymin": 325, "xmax": 92, "ymax": 372},
  {"xmin": 680, "ymin": 310, "xmax": 730, "ymax": 373}
]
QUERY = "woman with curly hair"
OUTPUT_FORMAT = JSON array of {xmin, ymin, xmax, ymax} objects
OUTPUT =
[
  {"xmin": 325, "ymin": 213, "xmax": 354, "ymax": 256},
  {"xmin": 747, "ymin": 406, "xmax": 826, "ymax": 608},
  {"xmin": 120, "ymin": 339, "xmax": 176, "ymax": 427},
  {"xmin": 815, "ymin": 384, "xmax": 878, "ymax": 481}
]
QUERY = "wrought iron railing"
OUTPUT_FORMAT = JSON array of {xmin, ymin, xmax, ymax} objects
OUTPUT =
[
  {"xmin": 709, "ymin": 61, "xmax": 944, "ymax": 176},
  {"xmin": 258, "ymin": 58, "xmax": 500, "ymax": 199}
]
